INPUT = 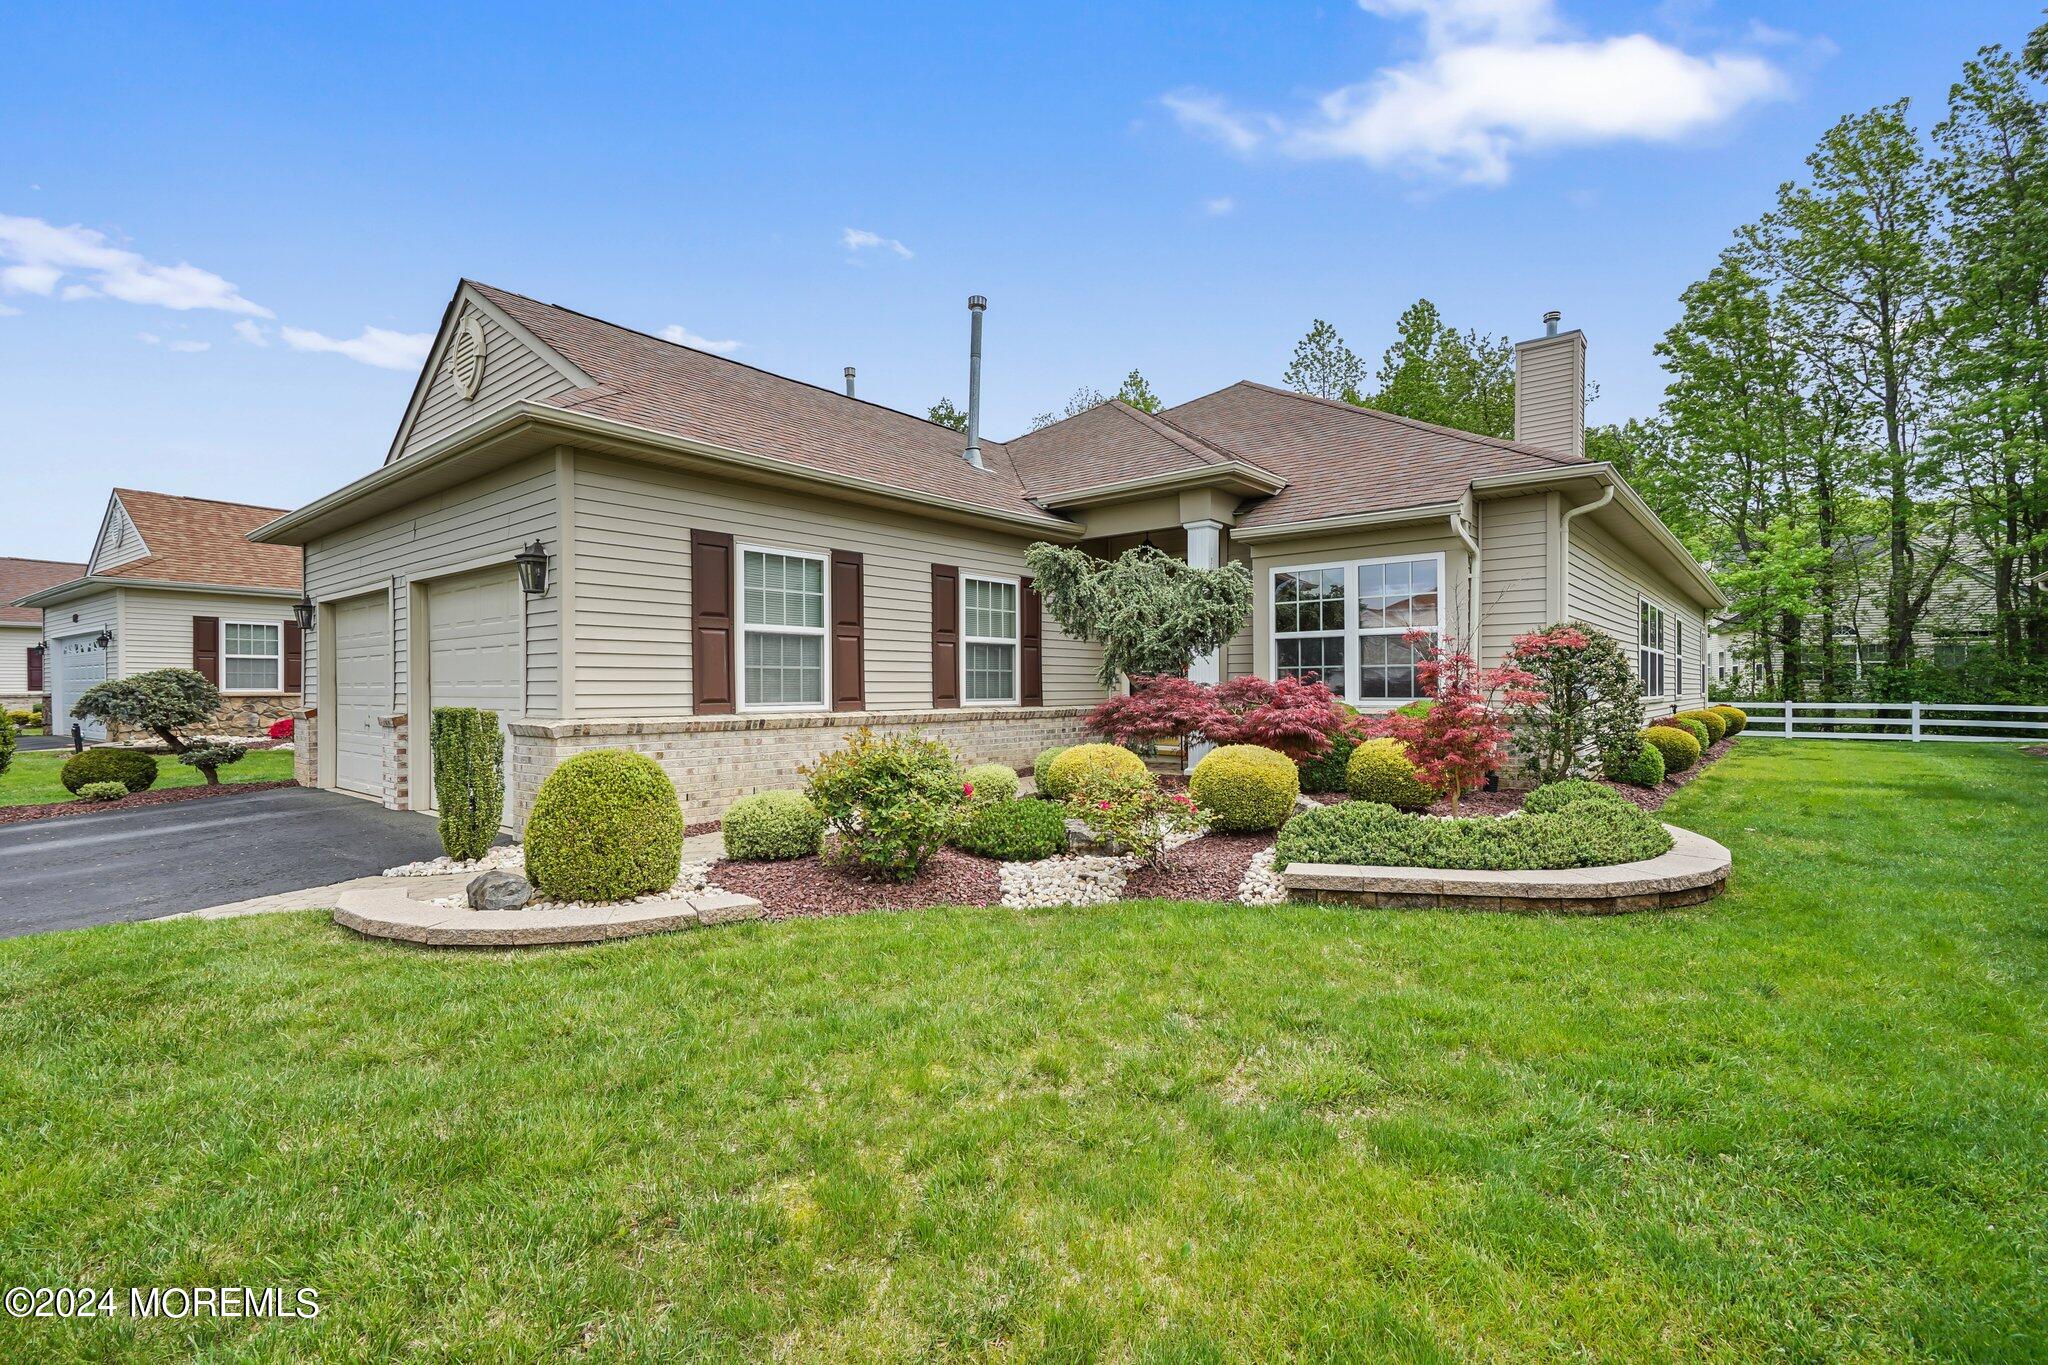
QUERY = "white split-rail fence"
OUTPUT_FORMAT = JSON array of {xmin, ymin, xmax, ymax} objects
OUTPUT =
[{"xmin": 1731, "ymin": 700, "xmax": 2048, "ymax": 743}]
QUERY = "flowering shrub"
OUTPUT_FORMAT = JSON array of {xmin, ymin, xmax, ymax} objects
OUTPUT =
[
  {"xmin": 1201, "ymin": 675, "xmax": 1348, "ymax": 761},
  {"xmin": 1503, "ymin": 623, "xmax": 1642, "ymax": 784},
  {"xmin": 801, "ymin": 728, "xmax": 964, "ymax": 881},
  {"xmin": 1066, "ymin": 772, "xmax": 1207, "ymax": 866},
  {"xmin": 268, "ymin": 715, "xmax": 295, "ymax": 741},
  {"xmin": 960, "ymin": 762, "xmax": 1020, "ymax": 803},
  {"xmin": 1385, "ymin": 632, "xmax": 1540, "ymax": 815}
]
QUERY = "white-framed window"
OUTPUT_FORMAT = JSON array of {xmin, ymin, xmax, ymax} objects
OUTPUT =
[
  {"xmin": 222, "ymin": 620, "xmax": 283, "ymax": 693},
  {"xmin": 738, "ymin": 545, "xmax": 828, "ymax": 710},
  {"xmin": 1638, "ymin": 598, "xmax": 1667, "ymax": 698},
  {"xmin": 1271, "ymin": 553, "xmax": 1443, "ymax": 704},
  {"xmin": 1673, "ymin": 620, "xmax": 1686, "ymax": 699},
  {"xmin": 962, "ymin": 574, "xmax": 1019, "ymax": 704}
]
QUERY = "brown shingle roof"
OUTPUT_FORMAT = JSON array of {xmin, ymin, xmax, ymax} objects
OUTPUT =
[
  {"xmin": 1161, "ymin": 382, "xmax": 1585, "ymax": 529},
  {"xmin": 103, "ymin": 490, "xmax": 302, "ymax": 592},
  {"xmin": 1004, "ymin": 400, "xmax": 1275, "ymax": 499},
  {"xmin": 469, "ymin": 283, "xmax": 1060, "ymax": 526},
  {"xmin": 0, "ymin": 557, "xmax": 87, "ymax": 624}
]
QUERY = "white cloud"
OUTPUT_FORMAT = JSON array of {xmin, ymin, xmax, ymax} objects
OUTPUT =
[
  {"xmin": 0, "ymin": 214, "xmax": 272, "ymax": 314},
  {"xmin": 841, "ymin": 227, "xmax": 913, "ymax": 260},
  {"xmin": 657, "ymin": 323, "xmax": 743, "ymax": 354},
  {"xmin": 1202, "ymin": 195, "xmax": 1237, "ymax": 216},
  {"xmin": 135, "ymin": 331, "xmax": 211, "ymax": 353},
  {"xmin": 1165, "ymin": 0, "xmax": 1785, "ymax": 185},
  {"xmin": 0, "ymin": 302, "xmax": 19, "ymax": 317},
  {"xmin": 278, "ymin": 324, "xmax": 433, "ymax": 371},
  {"xmin": 233, "ymin": 318, "xmax": 268, "ymax": 346}
]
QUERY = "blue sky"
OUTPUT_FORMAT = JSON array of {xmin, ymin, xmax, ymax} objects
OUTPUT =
[{"xmin": 0, "ymin": 0, "xmax": 2032, "ymax": 560}]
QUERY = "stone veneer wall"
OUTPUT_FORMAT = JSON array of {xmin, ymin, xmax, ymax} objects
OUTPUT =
[
  {"xmin": 293, "ymin": 706, "xmax": 318, "ymax": 787},
  {"xmin": 101, "ymin": 692, "xmax": 301, "ymax": 744},
  {"xmin": 505, "ymin": 707, "xmax": 1096, "ymax": 830}
]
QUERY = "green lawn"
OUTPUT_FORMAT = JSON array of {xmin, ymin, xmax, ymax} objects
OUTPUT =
[
  {"xmin": 1, "ymin": 742, "xmax": 2043, "ymax": 1361},
  {"xmin": 0, "ymin": 747, "xmax": 295, "ymax": 807}
]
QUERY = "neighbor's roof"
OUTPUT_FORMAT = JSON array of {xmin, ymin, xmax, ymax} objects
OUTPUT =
[
  {"xmin": 0, "ymin": 557, "xmax": 87, "ymax": 624},
  {"xmin": 1160, "ymin": 382, "xmax": 1587, "ymax": 529},
  {"xmin": 1003, "ymin": 399, "xmax": 1278, "ymax": 500},
  {"xmin": 99, "ymin": 490, "xmax": 302, "ymax": 592}
]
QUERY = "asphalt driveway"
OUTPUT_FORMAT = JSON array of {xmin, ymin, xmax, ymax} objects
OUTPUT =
[
  {"xmin": 14, "ymin": 732, "xmax": 75, "ymax": 752},
  {"xmin": 0, "ymin": 787, "xmax": 456, "ymax": 937}
]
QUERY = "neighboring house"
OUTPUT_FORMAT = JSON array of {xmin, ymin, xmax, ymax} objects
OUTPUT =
[
  {"xmin": 15, "ymin": 490, "xmax": 305, "ymax": 742},
  {"xmin": 0, "ymin": 557, "xmax": 87, "ymax": 714},
  {"xmin": 251, "ymin": 283, "xmax": 1725, "ymax": 827}
]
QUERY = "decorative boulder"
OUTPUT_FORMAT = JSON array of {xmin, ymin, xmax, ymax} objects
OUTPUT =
[{"xmin": 467, "ymin": 869, "xmax": 534, "ymax": 912}]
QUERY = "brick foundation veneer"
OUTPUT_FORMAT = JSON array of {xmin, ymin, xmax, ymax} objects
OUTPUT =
[
  {"xmin": 505, "ymin": 707, "xmax": 1095, "ymax": 829},
  {"xmin": 293, "ymin": 707, "xmax": 317, "ymax": 787}
]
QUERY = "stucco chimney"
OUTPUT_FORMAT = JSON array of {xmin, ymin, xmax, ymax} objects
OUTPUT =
[{"xmin": 1513, "ymin": 311, "xmax": 1586, "ymax": 458}]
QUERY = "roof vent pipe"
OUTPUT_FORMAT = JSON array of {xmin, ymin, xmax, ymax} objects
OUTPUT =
[
  {"xmin": 843, "ymin": 366, "xmax": 856, "ymax": 398},
  {"xmin": 1543, "ymin": 309, "xmax": 1561, "ymax": 337},
  {"xmin": 964, "ymin": 295, "xmax": 987, "ymax": 469}
]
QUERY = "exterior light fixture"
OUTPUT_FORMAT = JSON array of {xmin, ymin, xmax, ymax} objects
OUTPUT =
[
  {"xmin": 94, "ymin": 626, "xmax": 114, "ymax": 650},
  {"xmin": 293, "ymin": 597, "xmax": 317, "ymax": 632},
  {"xmin": 514, "ymin": 541, "xmax": 549, "ymax": 596}
]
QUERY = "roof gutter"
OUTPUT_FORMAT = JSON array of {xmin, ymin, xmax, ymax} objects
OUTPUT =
[
  {"xmin": 1472, "ymin": 464, "xmax": 1728, "ymax": 610},
  {"xmin": 1228, "ymin": 501, "xmax": 1463, "ymax": 544},
  {"xmin": 1036, "ymin": 460, "xmax": 1288, "ymax": 509},
  {"xmin": 251, "ymin": 402, "xmax": 1086, "ymax": 546}
]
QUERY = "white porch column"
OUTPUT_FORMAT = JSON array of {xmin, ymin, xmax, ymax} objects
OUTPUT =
[{"xmin": 1184, "ymin": 519, "xmax": 1226, "ymax": 767}]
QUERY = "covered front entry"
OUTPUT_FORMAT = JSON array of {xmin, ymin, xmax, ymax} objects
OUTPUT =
[
  {"xmin": 49, "ymin": 631, "xmax": 107, "ymax": 742},
  {"xmin": 423, "ymin": 567, "xmax": 523, "ymax": 812},
  {"xmin": 332, "ymin": 591, "xmax": 392, "ymax": 797}
]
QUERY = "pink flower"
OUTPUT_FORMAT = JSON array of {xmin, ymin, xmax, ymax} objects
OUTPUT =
[
  {"xmin": 1173, "ymin": 793, "xmax": 1192, "ymax": 805},
  {"xmin": 962, "ymin": 782, "xmax": 974, "ymax": 797},
  {"xmin": 1098, "ymin": 799, "xmax": 1112, "ymax": 810}
]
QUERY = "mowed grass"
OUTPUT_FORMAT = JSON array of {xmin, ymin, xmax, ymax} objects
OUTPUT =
[
  {"xmin": 0, "ymin": 742, "xmax": 2044, "ymax": 1361},
  {"xmin": 0, "ymin": 747, "xmax": 295, "ymax": 806}
]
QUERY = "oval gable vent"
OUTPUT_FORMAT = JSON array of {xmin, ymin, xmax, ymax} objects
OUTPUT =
[{"xmin": 447, "ymin": 315, "xmax": 487, "ymax": 400}]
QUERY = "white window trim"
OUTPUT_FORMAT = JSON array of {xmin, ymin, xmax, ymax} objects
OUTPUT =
[
  {"xmin": 960, "ymin": 571, "xmax": 1021, "ymax": 707},
  {"xmin": 1268, "ymin": 551, "xmax": 1446, "ymax": 707},
  {"xmin": 735, "ymin": 543, "xmax": 830, "ymax": 713},
  {"xmin": 221, "ymin": 618, "xmax": 284, "ymax": 695},
  {"xmin": 1638, "ymin": 597, "xmax": 1667, "ymax": 699}
]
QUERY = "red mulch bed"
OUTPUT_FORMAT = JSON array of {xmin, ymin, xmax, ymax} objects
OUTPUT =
[
  {"xmin": 0, "ymin": 780, "xmax": 298, "ymax": 826},
  {"xmin": 1123, "ymin": 832, "xmax": 1270, "ymax": 901},
  {"xmin": 709, "ymin": 847, "xmax": 1003, "ymax": 919}
]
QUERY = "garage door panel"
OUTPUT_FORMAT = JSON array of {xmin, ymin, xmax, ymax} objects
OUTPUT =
[
  {"xmin": 333, "ymin": 594, "xmax": 392, "ymax": 797},
  {"xmin": 51, "ymin": 634, "xmax": 107, "ymax": 742},
  {"xmin": 426, "ymin": 570, "xmax": 522, "ymax": 812}
]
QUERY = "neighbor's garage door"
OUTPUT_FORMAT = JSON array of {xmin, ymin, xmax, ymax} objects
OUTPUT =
[
  {"xmin": 425, "ymin": 568, "xmax": 523, "ymax": 811},
  {"xmin": 333, "ymin": 592, "xmax": 392, "ymax": 798},
  {"xmin": 50, "ymin": 632, "xmax": 107, "ymax": 742}
]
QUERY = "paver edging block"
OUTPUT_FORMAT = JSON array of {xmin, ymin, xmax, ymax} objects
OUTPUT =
[
  {"xmin": 332, "ymin": 883, "xmax": 763, "ymax": 948},
  {"xmin": 1279, "ymin": 823, "xmax": 1730, "ymax": 915}
]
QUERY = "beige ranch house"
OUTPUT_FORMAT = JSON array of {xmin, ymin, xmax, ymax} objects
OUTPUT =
[
  {"xmin": 0, "ymin": 556, "xmax": 86, "ymax": 714},
  {"xmin": 252, "ymin": 283, "xmax": 1726, "ymax": 828}
]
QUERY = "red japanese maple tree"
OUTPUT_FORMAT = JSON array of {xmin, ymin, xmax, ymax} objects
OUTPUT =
[
  {"xmin": 1083, "ymin": 674, "xmax": 1215, "ymax": 765},
  {"xmin": 1386, "ymin": 631, "xmax": 1544, "ymax": 814},
  {"xmin": 1201, "ymin": 674, "xmax": 1347, "ymax": 761}
]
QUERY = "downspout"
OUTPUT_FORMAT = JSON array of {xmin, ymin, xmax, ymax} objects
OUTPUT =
[
  {"xmin": 1451, "ymin": 503, "xmax": 1481, "ymax": 653},
  {"xmin": 1558, "ymin": 481, "xmax": 1615, "ymax": 620}
]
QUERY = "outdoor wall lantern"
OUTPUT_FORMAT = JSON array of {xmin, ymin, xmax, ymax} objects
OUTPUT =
[
  {"xmin": 514, "ymin": 541, "xmax": 549, "ymax": 596},
  {"xmin": 94, "ymin": 626, "xmax": 114, "ymax": 650},
  {"xmin": 293, "ymin": 597, "xmax": 317, "ymax": 632}
]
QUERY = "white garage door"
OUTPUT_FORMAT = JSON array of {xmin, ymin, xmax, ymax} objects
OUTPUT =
[
  {"xmin": 50, "ymin": 632, "xmax": 107, "ymax": 742},
  {"xmin": 333, "ymin": 593, "xmax": 392, "ymax": 798},
  {"xmin": 425, "ymin": 568, "xmax": 523, "ymax": 812}
]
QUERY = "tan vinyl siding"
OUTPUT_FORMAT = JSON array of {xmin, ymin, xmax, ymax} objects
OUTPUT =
[
  {"xmin": 92, "ymin": 502, "xmax": 148, "ymax": 573},
  {"xmin": 41, "ymin": 589, "xmax": 119, "ymax": 668},
  {"xmin": 1476, "ymin": 493, "xmax": 1551, "ymax": 667},
  {"xmin": 1511, "ymin": 332, "xmax": 1585, "ymax": 458},
  {"xmin": 0, "ymin": 623, "xmax": 39, "ymax": 692},
  {"xmin": 568, "ymin": 453, "xmax": 1106, "ymax": 716},
  {"xmin": 1248, "ymin": 524, "xmax": 1470, "ymax": 697},
  {"xmin": 1223, "ymin": 540, "xmax": 1254, "ymax": 680},
  {"xmin": 1565, "ymin": 517, "xmax": 1709, "ymax": 714},
  {"xmin": 115, "ymin": 587, "xmax": 300, "ymax": 684},
  {"xmin": 302, "ymin": 454, "xmax": 561, "ymax": 718},
  {"xmin": 393, "ymin": 306, "xmax": 577, "ymax": 464}
]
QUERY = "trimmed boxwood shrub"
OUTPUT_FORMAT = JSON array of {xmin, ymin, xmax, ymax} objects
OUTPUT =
[
  {"xmin": 0, "ymin": 710, "xmax": 13, "ymax": 779},
  {"xmin": 1666, "ymin": 715, "xmax": 1711, "ymax": 749},
  {"xmin": 1712, "ymin": 704, "xmax": 1748, "ymax": 736},
  {"xmin": 1276, "ymin": 798, "xmax": 1672, "ymax": 872},
  {"xmin": 1189, "ymin": 743, "xmax": 1299, "ymax": 832},
  {"xmin": 60, "ymin": 747, "xmax": 158, "ymax": 796},
  {"xmin": 722, "ymin": 791, "xmax": 823, "ymax": 861},
  {"xmin": 1042, "ymin": 743, "xmax": 1148, "ymax": 802},
  {"xmin": 429, "ymin": 707, "xmax": 504, "ymax": 862},
  {"xmin": 1605, "ymin": 739, "xmax": 1666, "ymax": 788},
  {"xmin": 1521, "ymin": 779, "xmax": 1629, "ymax": 815},
  {"xmin": 1676, "ymin": 708, "xmax": 1727, "ymax": 745},
  {"xmin": 1296, "ymin": 707, "xmax": 1361, "ymax": 795},
  {"xmin": 1345, "ymin": 737, "xmax": 1436, "ymax": 811},
  {"xmin": 952, "ymin": 797, "xmax": 1068, "ymax": 861},
  {"xmin": 1642, "ymin": 725, "xmax": 1701, "ymax": 774},
  {"xmin": 525, "ymin": 749, "xmax": 684, "ymax": 902},
  {"xmin": 961, "ymin": 762, "xmax": 1020, "ymax": 803},
  {"xmin": 1032, "ymin": 746, "xmax": 1069, "ymax": 794},
  {"xmin": 77, "ymin": 780, "xmax": 129, "ymax": 802}
]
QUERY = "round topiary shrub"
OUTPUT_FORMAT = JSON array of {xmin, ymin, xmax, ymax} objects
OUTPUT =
[
  {"xmin": 1042, "ymin": 743, "xmax": 1148, "ymax": 802},
  {"xmin": 525, "ymin": 749, "xmax": 685, "ymax": 902},
  {"xmin": 1190, "ymin": 744, "xmax": 1300, "ymax": 832},
  {"xmin": 721, "ymin": 790, "xmax": 823, "ymax": 861},
  {"xmin": 1677, "ymin": 709, "xmax": 1727, "ymax": 745},
  {"xmin": 1665, "ymin": 715, "xmax": 1711, "ymax": 749},
  {"xmin": 1642, "ymin": 725, "xmax": 1701, "ymax": 775},
  {"xmin": 952, "ymin": 797, "xmax": 1069, "ymax": 861},
  {"xmin": 77, "ymin": 780, "xmax": 129, "ymax": 803},
  {"xmin": 1032, "ymin": 746, "xmax": 1069, "ymax": 795},
  {"xmin": 1604, "ymin": 739, "xmax": 1666, "ymax": 787},
  {"xmin": 962, "ymin": 762, "xmax": 1020, "ymax": 803},
  {"xmin": 1711, "ymin": 704, "xmax": 1747, "ymax": 736},
  {"xmin": 1345, "ymin": 737, "xmax": 1436, "ymax": 811},
  {"xmin": 60, "ymin": 747, "xmax": 159, "ymax": 796},
  {"xmin": 1521, "ymin": 778, "xmax": 1629, "ymax": 815}
]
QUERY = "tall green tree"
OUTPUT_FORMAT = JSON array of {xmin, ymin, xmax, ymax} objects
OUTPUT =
[
  {"xmin": 1030, "ymin": 385, "xmax": 1106, "ymax": 431},
  {"xmin": 927, "ymin": 398, "xmax": 967, "ymax": 432},
  {"xmin": 1364, "ymin": 299, "xmax": 1516, "ymax": 437},
  {"xmin": 1114, "ymin": 368, "xmax": 1163, "ymax": 414},
  {"xmin": 1282, "ymin": 319, "xmax": 1365, "ymax": 400}
]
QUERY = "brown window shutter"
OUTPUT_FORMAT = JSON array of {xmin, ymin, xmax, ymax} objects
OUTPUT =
[
  {"xmin": 691, "ymin": 529, "xmax": 737, "ymax": 714},
  {"xmin": 284, "ymin": 620, "xmax": 303, "ymax": 692},
  {"xmin": 931, "ymin": 563, "xmax": 960, "ymax": 708},
  {"xmin": 830, "ymin": 550, "xmax": 866, "ymax": 711},
  {"xmin": 26, "ymin": 645, "xmax": 43, "ymax": 693},
  {"xmin": 1020, "ymin": 575, "xmax": 1043, "ymax": 706},
  {"xmin": 192, "ymin": 616, "xmax": 220, "ymax": 685}
]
